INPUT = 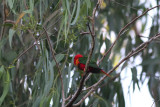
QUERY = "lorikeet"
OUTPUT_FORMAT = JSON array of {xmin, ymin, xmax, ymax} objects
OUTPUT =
[{"xmin": 74, "ymin": 54, "xmax": 111, "ymax": 77}]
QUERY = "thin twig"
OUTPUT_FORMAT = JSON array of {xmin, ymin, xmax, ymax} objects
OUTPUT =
[
  {"xmin": 151, "ymin": 99, "xmax": 160, "ymax": 107},
  {"xmin": 16, "ymin": 43, "xmax": 37, "ymax": 60},
  {"xmin": 65, "ymin": 95, "xmax": 72, "ymax": 102},
  {"xmin": 43, "ymin": 27, "xmax": 65, "ymax": 107},
  {"xmin": 5, "ymin": 20, "xmax": 16, "ymax": 24},
  {"xmin": 111, "ymin": 0, "xmax": 154, "ymax": 19},
  {"xmin": 98, "ymin": 5, "xmax": 160, "ymax": 64},
  {"xmin": 10, "ymin": 42, "xmax": 39, "ymax": 66},
  {"xmin": 80, "ymin": 32, "xmax": 90, "ymax": 35},
  {"xmin": 99, "ymin": 73, "xmax": 120, "ymax": 88},
  {"xmin": 83, "ymin": 73, "xmax": 120, "ymax": 91},
  {"xmin": 91, "ymin": 1, "xmax": 100, "ymax": 34},
  {"xmin": 28, "ymin": 29, "xmax": 41, "ymax": 50},
  {"xmin": 43, "ymin": 9, "xmax": 61, "ymax": 27},
  {"xmin": 84, "ymin": 73, "xmax": 92, "ymax": 84}
]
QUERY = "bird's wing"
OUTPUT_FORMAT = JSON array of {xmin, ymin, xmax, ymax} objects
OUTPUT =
[{"xmin": 79, "ymin": 57, "xmax": 99, "ymax": 68}]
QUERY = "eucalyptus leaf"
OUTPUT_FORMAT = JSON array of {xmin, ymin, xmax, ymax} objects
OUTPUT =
[
  {"xmin": 0, "ymin": 70, "xmax": 10, "ymax": 106},
  {"xmin": 85, "ymin": 0, "xmax": 91, "ymax": 8},
  {"xmin": 131, "ymin": 67, "xmax": 140, "ymax": 92},
  {"xmin": 52, "ymin": 54, "xmax": 65, "ymax": 66},
  {"xmin": 9, "ymin": 29, "xmax": 16, "ymax": 48},
  {"xmin": 0, "ymin": 66, "xmax": 5, "ymax": 79},
  {"xmin": 71, "ymin": 0, "xmax": 80, "ymax": 25},
  {"xmin": 7, "ymin": 0, "xmax": 14, "ymax": 9}
]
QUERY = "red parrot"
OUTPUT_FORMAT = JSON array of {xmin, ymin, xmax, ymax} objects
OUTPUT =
[{"xmin": 74, "ymin": 54, "xmax": 111, "ymax": 77}]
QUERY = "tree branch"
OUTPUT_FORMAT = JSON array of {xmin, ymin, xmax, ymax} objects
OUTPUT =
[
  {"xmin": 73, "ymin": 4, "xmax": 160, "ymax": 107},
  {"xmin": 73, "ymin": 5, "xmax": 160, "ymax": 105},
  {"xmin": 66, "ymin": 23, "xmax": 95, "ymax": 107},
  {"xmin": 73, "ymin": 32, "xmax": 160, "ymax": 106},
  {"xmin": 43, "ymin": 27, "xmax": 65, "ymax": 107},
  {"xmin": 66, "ymin": 1, "xmax": 101, "ymax": 106},
  {"xmin": 80, "ymin": 32, "xmax": 90, "ymax": 35},
  {"xmin": 98, "ymin": 5, "xmax": 160, "ymax": 64}
]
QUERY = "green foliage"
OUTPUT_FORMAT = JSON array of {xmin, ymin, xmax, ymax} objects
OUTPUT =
[
  {"xmin": 131, "ymin": 67, "xmax": 140, "ymax": 91},
  {"xmin": 0, "ymin": 66, "xmax": 10, "ymax": 106},
  {"xmin": 21, "ymin": 16, "xmax": 42, "ymax": 33},
  {"xmin": 9, "ymin": 29, "xmax": 16, "ymax": 48},
  {"xmin": 0, "ymin": 0, "xmax": 160, "ymax": 107}
]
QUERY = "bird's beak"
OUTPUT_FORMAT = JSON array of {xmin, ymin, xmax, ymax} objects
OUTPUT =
[{"xmin": 75, "ymin": 59, "xmax": 79, "ymax": 66}]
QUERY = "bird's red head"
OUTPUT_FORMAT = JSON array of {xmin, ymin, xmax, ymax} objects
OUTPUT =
[{"xmin": 74, "ymin": 54, "xmax": 83, "ymax": 66}]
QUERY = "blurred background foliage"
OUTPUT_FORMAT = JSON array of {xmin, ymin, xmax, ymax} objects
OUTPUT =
[{"xmin": 0, "ymin": 0, "xmax": 160, "ymax": 107}]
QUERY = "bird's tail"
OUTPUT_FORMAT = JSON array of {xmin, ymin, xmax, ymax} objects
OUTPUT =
[{"xmin": 100, "ymin": 70, "xmax": 111, "ymax": 77}]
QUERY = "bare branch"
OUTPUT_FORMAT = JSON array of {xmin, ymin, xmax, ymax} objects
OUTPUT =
[
  {"xmin": 98, "ymin": 5, "xmax": 160, "ymax": 64},
  {"xmin": 10, "ymin": 42, "xmax": 39, "ymax": 66},
  {"xmin": 4, "ymin": 20, "xmax": 16, "ymax": 24},
  {"xmin": 16, "ymin": 43, "xmax": 37, "ymax": 60},
  {"xmin": 80, "ymin": 32, "xmax": 90, "ymax": 35},
  {"xmin": 91, "ymin": 0, "xmax": 100, "ymax": 34}
]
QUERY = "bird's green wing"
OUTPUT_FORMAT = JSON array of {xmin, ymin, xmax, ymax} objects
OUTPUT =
[
  {"xmin": 78, "ymin": 57, "xmax": 87, "ymax": 64},
  {"xmin": 79, "ymin": 57, "xmax": 99, "ymax": 68}
]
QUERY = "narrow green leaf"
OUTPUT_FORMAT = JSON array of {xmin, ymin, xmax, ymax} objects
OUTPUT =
[
  {"xmin": 121, "ymin": 60, "xmax": 128, "ymax": 71},
  {"xmin": 0, "ymin": 66, "xmax": 5, "ymax": 79},
  {"xmin": 23, "ymin": 0, "xmax": 34, "ymax": 14},
  {"xmin": 39, "ymin": 98, "xmax": 45, "ymax": 107},
  {"xmin": 7, "ymin": 0, "xmax": 14, "ymax": 9},
  {"xmin": 52, "ymin": 54, "xmax": 65, "ymax": 66},
  {"xmin": 70, "ymin": 2, "xmax": 77, "ymax": 26},
  {"xmin": 131, "ymin": 67, "xmax": 140, "ymax": 91},
  {"xmin": 30, "ymin": 0, "xmax": 34, "ymax": 11},
  {"xmin": 0, "ymin": 70, "xmax": 10, "ymax": 106},
  {"xmin": 24, "ymin": 10, "xmax": 33, "ymax": 14},
  {"xmin": 114, "ymin": 82, "xmax": 125, "ymax": 107},
  {"xmin": 71, "ymin": 0, "xmax": 80, "ymax": 25},
  {"xmin": 64, "ymin": 11, "xmax": 68, "ymax": 42},
  {"xmin": 85, "ymin": 0, "xmax": 91, "ymax": 8},
  {"xmin": 66, "ymin": 0, "xmax": 71, "ymax": 15},
  {"xmin": 56, "ymin": 19, "xmax": 64, "ymax": 48},
  {"xmin": 33, "ymin": 97, "xmax": 41, "ymax": 107},
  {"xmin": 9, "ymin": 29, "xmax": 16, "ymax": 48},
  {"xmin": 93, "ymin": 99, "xmax": 99, "ymax": 107}
]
